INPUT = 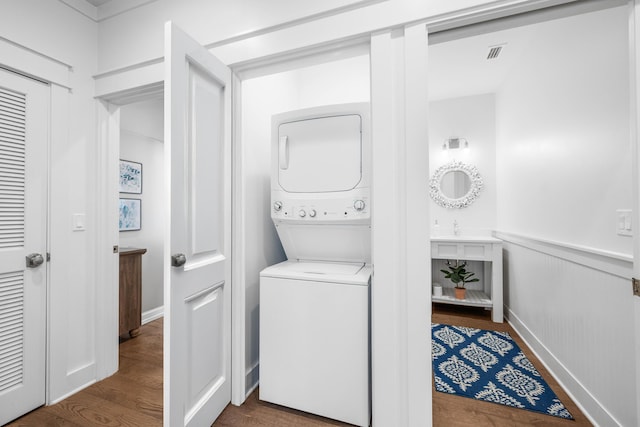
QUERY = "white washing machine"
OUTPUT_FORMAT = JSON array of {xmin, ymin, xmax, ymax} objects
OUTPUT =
[
  {"xmin": 260, "ymin": 261, "xmax": 371, "ymax": 427},
  {"xmin": 259, "ymin": 103, "xmax": 371, "ymax": 426}
]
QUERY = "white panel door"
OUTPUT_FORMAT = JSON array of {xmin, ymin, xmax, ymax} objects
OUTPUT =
[
  {"xmin": 164, "ymin": 22, "xmax": 232, "ymax": 427},
  {"xmin": 0, "ymin": 69, "xmax": 48, "ymax": 424}
]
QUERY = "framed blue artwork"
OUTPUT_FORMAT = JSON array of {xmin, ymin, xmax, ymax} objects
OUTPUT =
[
  {"xmin": 119, "ymin": 198, "xmax": 141, "ymax": 231},
  {"xmin": 119, "ymin": 159, "xmax": 142, "ymax": 194}
]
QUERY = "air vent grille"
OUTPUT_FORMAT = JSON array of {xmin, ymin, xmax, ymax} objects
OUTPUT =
[{"xmin": 487, "ymin": 45, "xmax": 505, "ymax": 60}]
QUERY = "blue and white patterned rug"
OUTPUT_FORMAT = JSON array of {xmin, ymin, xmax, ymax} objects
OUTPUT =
[{"xmin": 432, "ymin": 323, "xmax": 573, "ymax": 420}]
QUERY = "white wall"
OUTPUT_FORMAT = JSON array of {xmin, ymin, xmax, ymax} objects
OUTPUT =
[
  {"xmin": 0, "ymin": 0, "xmax": 99, "ymax": 403},
  {"xmin": 241, "ymin": 53, "xmax": 370, "ymax": 392},
  {"xmin": 495, "ymin": 6, "xmax": 636, "ymax": 426},
  {"xmin": 429, "ymin": 94, "xmax": 497, "ymax": 236},
  {"xmin": 496, "ymin": 6, "xmax": 631, "ymax": 255},
  {"xmin": 120, "ymin": 98, "xmax": 164, "ymax": 316}
]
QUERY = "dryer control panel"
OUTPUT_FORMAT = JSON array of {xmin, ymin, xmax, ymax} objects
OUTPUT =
[{"xmin": 272, "ymin": 196, "xmax": 370, "ymax": 223}]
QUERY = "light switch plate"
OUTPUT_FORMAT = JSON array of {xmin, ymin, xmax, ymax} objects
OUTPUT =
[
  {"xmin": 72, "ymin": 213, "xmax": 86, "ymax": 231},
  {"xmin": 616, "ymin": 209, "xmax": 632, "ymax": 236}
]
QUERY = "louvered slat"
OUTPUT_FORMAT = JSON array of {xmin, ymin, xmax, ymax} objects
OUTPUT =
[
  {"xmin": 0, "ymin": 88, "xmax": 26, "ymax": 103},
  {"xmin": 0, "ymin": 110, "xmax": 25, "ymax": 121},
  {"xmin": 0, "ymin": 272, "xmax": 23, "ymax": 393},
  {"xmin": 0, "ymin": 333, "xmax": 22, "ymax": 350},
  {"xmin": 0, "ymin": 87, "xmax": 25, "ymax": 249}
]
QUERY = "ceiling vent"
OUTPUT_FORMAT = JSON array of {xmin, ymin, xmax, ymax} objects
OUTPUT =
[{"xmin": 487, "ymin": 44, "xmax": 506, "ymax": 60}]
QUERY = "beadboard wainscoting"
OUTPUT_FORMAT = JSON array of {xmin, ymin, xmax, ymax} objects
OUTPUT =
[{"xmin": 495, "ymin": 232, "xmax": 635, "ymax": 427}]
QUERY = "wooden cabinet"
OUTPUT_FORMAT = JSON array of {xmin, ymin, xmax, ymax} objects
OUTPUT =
[{"xmin": 119, "ymin": 247, "xmax": 147, "ymax": 337}]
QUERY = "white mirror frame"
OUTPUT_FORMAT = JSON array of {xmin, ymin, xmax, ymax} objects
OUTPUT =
[{"xmin": 429, "ymin": 160, "xmax": 483, "ymax": 209}]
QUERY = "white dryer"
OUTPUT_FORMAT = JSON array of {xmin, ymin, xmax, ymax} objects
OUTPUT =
[
  {"xmin": 270, "ymin": 102, "xmax": 371, "ymax": 263},
  {"xmin": 259, "ymin": 103, "xmax": 371, "ymax": 426}
]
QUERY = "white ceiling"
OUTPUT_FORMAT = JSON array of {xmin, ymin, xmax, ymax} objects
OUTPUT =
[
  {"xmin": 428, "ymin": 24, "xmax": 537, "ymax": 101},
  {"xmin": 84, "ymin": 0, "xmax": 112, "ymax": 7},
  {"xmin": 427, "ymin": 0, "xmax": 623, "ymax": 101}
]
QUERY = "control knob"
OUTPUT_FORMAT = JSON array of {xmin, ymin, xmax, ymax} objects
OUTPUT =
[
  {"xmin": 298, "ymin": 209, "xmax": 306, "ymax": 218},
  {"xmin": 353, "ymin": 200, "xmax": 366, "ymax": 211},
  {"xmin": 309, "ymin": 209, "xmax": 317, "ymax": 218},
  {"xmin": 273, "ymin": 201, "xmax": 283, "ymax": 212}
]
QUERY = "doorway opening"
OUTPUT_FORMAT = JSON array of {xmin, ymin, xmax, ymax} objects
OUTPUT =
[
  {"xmin": 118, "ymin": 97, "xmax": 165, "ymax": 332},
  {"xmin": 427, "ymin": 2, "xmax": 633, "ymax": 425}
]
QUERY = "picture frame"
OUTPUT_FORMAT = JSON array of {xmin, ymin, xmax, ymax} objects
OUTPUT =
[
  {"xmin": 119, "ymin": 159, "xmax": 142, "ymax": 194},
  {"xmin": 119, "ymin": 198, "xmax": 141, "ymax": 231}
]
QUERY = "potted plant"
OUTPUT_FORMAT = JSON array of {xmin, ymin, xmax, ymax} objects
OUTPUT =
[{"xmin": 440, "ymin": 260, "xmax": 479, "ymax": 299}]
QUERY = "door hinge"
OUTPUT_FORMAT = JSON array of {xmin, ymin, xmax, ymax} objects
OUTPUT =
[
  {"xmin": 46, "ymin": 252, "xmax": 50, "ymax": 262},
  {"xmin": 633, "ymin": 277, "xmax": 640, "ymax": 297},
  {"xmin": 113, "ymin": 245, "xmax": 119, "ymax": 254}
]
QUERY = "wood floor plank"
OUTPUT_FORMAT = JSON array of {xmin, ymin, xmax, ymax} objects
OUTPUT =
[
  {"xmin": 44, "ymin": 391, "xmax": 161, "ymax": 427},
  {"xmin": 4, "ymin": 409, "xmax": 86, "ymax": 427},
  {"xmin": 83, "ymin": 373, "xmax": 162, "ymax": 420},
  {"xmin": 213, "ymin": 389, "xmax": 349, "ymax": 427}
]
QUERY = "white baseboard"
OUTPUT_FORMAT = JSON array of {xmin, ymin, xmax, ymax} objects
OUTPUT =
[
  {"xmin": 48, "ymin": 378, "xmax": 96, "ymax": 405},
  {"xmin": 506, "ymin": 307, "xmax": 619, "ymax": 427},
  {"xmin": 141, "ymin": 306, "xmax": 164, "ymax": 325},
  {"xmin": 245, "ymin": 362, "xmax": 259, "ymax": 399}
]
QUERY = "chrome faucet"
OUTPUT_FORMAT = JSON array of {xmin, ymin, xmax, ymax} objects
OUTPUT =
[{"xmin": 453, "ymin": 220, "xmax": 460, "ymax": 236}]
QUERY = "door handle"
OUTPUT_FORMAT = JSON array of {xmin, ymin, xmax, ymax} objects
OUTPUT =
[
  {"xmin": 171, "ymin": 253, "xmax": 187, "ymax": 267},
  {"xmin": 279, "ymin": 136, "xmax": 289, "ymax": 170},
  {"xmin": 26, "ymin": 253, "xmax": 44, "ymax": 268}
]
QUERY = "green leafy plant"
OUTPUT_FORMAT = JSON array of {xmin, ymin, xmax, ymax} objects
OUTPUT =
[{"xmin": 440, "ymin": 260, "xmax": 479, "ymax": 289}]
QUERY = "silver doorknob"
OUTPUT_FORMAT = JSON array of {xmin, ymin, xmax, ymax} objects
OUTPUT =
[
  {"xmin": 26, "ymin": 253, "xmax": 44, "ymax": 268},
  {"xmin": 171, "ymin": 253, "xmax": 187, "ymax": 267}
]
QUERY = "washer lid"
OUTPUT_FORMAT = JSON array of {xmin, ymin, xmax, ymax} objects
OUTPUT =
[
  {"xmin": 285, "ymin": 261, "xmax": 364, "ymax": 275},
  {"xmin": 260, "ymin": 260, "xmax": 371, "ymax": 285}
]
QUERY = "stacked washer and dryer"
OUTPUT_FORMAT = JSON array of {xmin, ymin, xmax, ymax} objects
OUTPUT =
[{"xmin": 259, "ymin": 102, "xmax": 371, "ymax": 427}]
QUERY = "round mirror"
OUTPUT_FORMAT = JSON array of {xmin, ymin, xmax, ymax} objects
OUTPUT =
[
  {"xmin": 429, "ymin": 161, "xmax": 483, "ymax": 209},
  {"xmin": 440, "ymin": 170, "xmax": 471, "ymax": 199}
]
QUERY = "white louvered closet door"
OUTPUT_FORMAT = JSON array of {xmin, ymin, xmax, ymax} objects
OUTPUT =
[{"xmin": 0, "ymin": 68, "xmax": 48, "ymax": 425}]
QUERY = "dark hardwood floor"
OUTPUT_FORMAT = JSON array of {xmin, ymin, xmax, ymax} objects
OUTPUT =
[
  {"xmin": 6, "ymin": 319, "xmax": 163, "ymax": 427},
  {"xmin": 6, "ymin": 306, "xmax": 592, "ymax": 426}
]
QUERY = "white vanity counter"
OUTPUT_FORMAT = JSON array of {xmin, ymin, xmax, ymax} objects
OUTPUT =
[
  {"xmin": 431, "ymin": 235, "xmax": 503, "ymax": 323},
  {"xmin": 431, "ymin": 235, "xmax": 501, "ymax": 243}
]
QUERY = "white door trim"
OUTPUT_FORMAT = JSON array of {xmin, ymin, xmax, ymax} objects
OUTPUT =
[
  {"xmin": 628, "ymin": 2, "xmax": 640, "ymax": 426},
  {"xmin": 230, "ymin": 72, "xmax": 247, "ymax": 405},
  {"xmin": 403, "ymin": 23, "xmax": 431, "ymax": 426},
  {"xmin": 370, "ymin": 24, "xmax": 431, "ymax": 427},
  {"xmin": 94, "ymin": 87, "xmax": 165, "ymax": 389}
]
